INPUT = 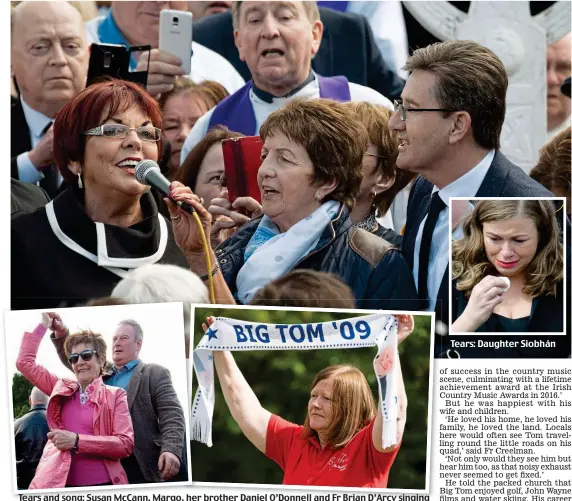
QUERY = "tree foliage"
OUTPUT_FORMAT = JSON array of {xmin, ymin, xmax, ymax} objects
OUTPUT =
[
  {"xmin": 12, "ymin": 373, "xmax": 33, "ymax": 420},
  {"xmin": 191, "ymin": 308, "xmax": 431, "ymax": 489}
]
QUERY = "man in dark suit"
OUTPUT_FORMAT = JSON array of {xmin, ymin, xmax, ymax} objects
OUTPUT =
[
  {"xmin": 11, "ymin": 1, "xmax": 89, "ymax": 198},
  {"xmin": 390, "ymin": 40, "xmax": 567, "ymax": 358},
  {"xmin": 191, "ymin": 5, "xmax": 405, "ymax": 101},
  {"xmin": 50, "ymin": 316, "xmax": 187, "ymax": 483},
  {"xmin": 14, "ymin": 388, "xmax": 49, "ymax": 490}
]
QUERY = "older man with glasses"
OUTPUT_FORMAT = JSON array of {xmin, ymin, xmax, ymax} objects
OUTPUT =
[{"xmin": 11, "ymin": 1, "xmax": 89, "ymax": 199}]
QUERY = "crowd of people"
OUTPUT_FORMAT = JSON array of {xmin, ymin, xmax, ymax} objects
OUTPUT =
[{"xmin": 9, "ymin": 0, "xmax": 572, "ymax": 489}]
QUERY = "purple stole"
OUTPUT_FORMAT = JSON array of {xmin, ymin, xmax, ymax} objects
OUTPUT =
[
  {"xmin": 317, "ymin": 1, "xmax": 349, "ymax": 12},
  {"xmin": 208, "ymin": 76, "xmax": 351, "ymax": 136}
]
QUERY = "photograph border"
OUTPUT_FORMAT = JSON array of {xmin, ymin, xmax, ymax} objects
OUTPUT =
[
  {"xmin": 190, "ymin": 303, "xmax": 435, "ymax": 494},
  {"xmin": 447, "ymin": 196, "xmax": 567, "ymax": 336},
  {"xmin": 5, "ymin": 302, "xmax": 193, "ymax": 494}
]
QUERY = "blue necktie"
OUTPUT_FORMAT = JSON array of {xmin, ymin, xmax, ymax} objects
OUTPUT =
[{"xmin": 417, "ymin": 192, "xmax": 445, "ymax": 308}]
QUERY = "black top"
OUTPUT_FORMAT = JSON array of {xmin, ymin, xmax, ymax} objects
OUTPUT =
[
  {"xmin": 490, "ymin": 313, "xmax": 531, "ymax": 333},
  {"xmin": 14, "ymin": 405, "xmax": 49, "ymax": 490},
  {"xmin": 447, "ymin": 280, "xmax": 568, "ymax": 358},
  {"xmin": 452, "ymin": 281, "xmax": 564, "ymax": 334},
  {"xmin": 11, "ymin": 187, "xmax": 189, "ymax": 310}
]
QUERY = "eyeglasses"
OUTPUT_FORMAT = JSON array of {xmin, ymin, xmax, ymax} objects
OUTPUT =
[
  {"xmin": 68, "ymin": 349, "xmax": 98, "ymax": 365},
  {"xmin": 84, "ymin": 124, "xmax": 162, "ymax": 142},
  {"xmin": 393, "ymin": 99, "xmax": 459, "ymax": 121}
]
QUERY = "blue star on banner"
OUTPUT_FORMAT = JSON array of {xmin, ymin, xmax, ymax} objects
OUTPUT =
[
  {"xmin": 208, "ymin": 354, "xmax": 214, "ymax": 361},
  {"xmin": 206, "ymin": 327, "xmax": 218, "ymax": 341}
]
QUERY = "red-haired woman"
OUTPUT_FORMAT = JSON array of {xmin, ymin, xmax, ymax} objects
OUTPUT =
[
  {"xmin": 11, "ymin": 79, "xmax": 193, "ymax": 310},
  {"xmin": 206, "ymin": 315, "xmax": 413, "ymax": 488}
]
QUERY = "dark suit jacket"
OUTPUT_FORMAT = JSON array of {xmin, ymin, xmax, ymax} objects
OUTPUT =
[
  {"xmin": 52, "ymin": 335, "xmax": 187, "ymax": 483},
  {"xmin": 11, "ymin": 97, "xmax": 62, "ymax": 198},
  {"xmin": 11, "ymin": 96, "xmax": 31, "ymax": 180},
  {"xmin": 402, "ymin": 151, "xmax": 570, "ymax": 357},
  {"xmin": 192, "ymin": 8, "xmax": 405, "ymax": 101},
  {"xmin": 11, "ymin": 178, "xmax": 50, "ymax": 218},
  {"xmin": 14, "ymin": 405, "xmax": 49, "ymax": 490}
]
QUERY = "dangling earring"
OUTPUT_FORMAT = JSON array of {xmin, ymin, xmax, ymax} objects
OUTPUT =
[
  {"xmin": 77, "ymin": 171, "xmax": 83, "ymax": 189},
  {"xmin": 371, "ymin": 190, "xmax": 377, "ymax": 198}
]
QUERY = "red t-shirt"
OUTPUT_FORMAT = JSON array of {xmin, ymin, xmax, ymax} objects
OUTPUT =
[{"xmin": 265, "ymin": 414, "xmax": 400, "ymax": 488}]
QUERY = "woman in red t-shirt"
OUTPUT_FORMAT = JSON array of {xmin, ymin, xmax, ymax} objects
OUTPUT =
[{"xmin": 205, "ymin": 315, "xmax": 413, "ymax": 488}]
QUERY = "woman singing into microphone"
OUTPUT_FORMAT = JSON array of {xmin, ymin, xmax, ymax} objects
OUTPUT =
[{"xmin": 12, "ymin": 80, "xmax": 197, "ymax": 310}]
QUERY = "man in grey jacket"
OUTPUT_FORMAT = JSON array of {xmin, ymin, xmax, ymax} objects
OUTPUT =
[{"xmin": 48, "ymin": 314, "xmax": 186, "ymax": 483}]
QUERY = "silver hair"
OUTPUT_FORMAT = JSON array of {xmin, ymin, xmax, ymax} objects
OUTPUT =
[
  {"xmin": 30, "ymin": 387, "xmax": 49, "ymax": 406},
  {"xmin": 117, "ymin": 319, "xmax": 144, "ymax": 342},
  {"xmin": 111, "ymin": 264, "xmax": 210, "ymax": 351}
]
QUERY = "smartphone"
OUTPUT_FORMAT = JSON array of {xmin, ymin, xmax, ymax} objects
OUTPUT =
[
  {"xmin": 87, "ymin": 43, "xmax": 151, "ymax": 88},
  {"xmin": 159, "ymin": 9, "xmax": 193, "ymax": 75},
  {"xmin": 222, "ymin": 136, "xmax": 263, "ymax": 205}
]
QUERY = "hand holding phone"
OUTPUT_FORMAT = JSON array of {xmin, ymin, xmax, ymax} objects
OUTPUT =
[
  {"xmin": 135, "ymin": 49, "xmax": 186, "ymax": 99},
  {"xmin": 221, "ymin": 136, "xmax": 263, "ymax": 205},
  {"xmin": 159, "ymin": 9, "xmax": 193, "ymax": 74},
  {"xmin": 87, "ymin": 43, "xmax": 151, "ymax": 88}
]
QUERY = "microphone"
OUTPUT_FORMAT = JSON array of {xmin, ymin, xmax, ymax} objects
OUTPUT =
[{"xmin": 135, "ymin": 160, "xmax": 195, "ymax": 214}]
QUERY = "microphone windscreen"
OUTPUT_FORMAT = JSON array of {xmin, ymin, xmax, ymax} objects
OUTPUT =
[{"xmin": 135, "ymin": 159, "xmax": 160, "ymax": 185}]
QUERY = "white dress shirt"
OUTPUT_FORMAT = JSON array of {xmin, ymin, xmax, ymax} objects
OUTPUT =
[
  {"xmin": 16, "ymin": 97, "xmax": 53, "ymax": 184},
  {"xmin": 413, "ymin": 150, "xmax": 495, "ymax": 310},
  {"xmin": 181, "ymin": 76, "xmax": 393, "ymax": 162}
]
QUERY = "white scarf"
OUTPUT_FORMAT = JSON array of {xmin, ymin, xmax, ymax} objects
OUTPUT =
[
  {"xmin": 192, "ymin": 313, "xmax": 399, "ymax": 449},
  {"xmin": 236, "ymin": 201, "xmax": 340, "ymax": 303}
]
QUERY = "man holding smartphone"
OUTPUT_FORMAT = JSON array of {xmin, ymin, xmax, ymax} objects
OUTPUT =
[{"xmin": 84, "ymin": 1, "xmax": 245, "ymax": 95}]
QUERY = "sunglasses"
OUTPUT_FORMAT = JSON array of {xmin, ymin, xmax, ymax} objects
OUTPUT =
[{"xmin": 68, "ymin": 349, "xmax": 98, "ymax": 365}]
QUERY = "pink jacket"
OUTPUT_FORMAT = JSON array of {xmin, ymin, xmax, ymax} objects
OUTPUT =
[{"xmin": 16, "ymin": 324, "xmax": 134, "ymax": 489}]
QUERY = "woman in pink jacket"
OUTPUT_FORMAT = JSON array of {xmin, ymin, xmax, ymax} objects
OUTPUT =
[{"xmin": 16, "ymin": 313, "xmax": 134, "ymax": 489}]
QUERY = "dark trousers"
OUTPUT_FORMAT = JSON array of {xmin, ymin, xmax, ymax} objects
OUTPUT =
[{"xmin": 121, "ymin": 454, "xmax": 147, "ymax": 484}]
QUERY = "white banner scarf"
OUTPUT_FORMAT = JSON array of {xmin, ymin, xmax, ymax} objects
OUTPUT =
[{"xmin": 192, "ymin": 313, "xmax": 399, "ymax": 448}]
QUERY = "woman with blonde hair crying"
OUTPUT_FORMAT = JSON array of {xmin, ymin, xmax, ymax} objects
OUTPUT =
[{"xmin": 451, "ymin": 200, "xmax": 563, "ymax": 333}]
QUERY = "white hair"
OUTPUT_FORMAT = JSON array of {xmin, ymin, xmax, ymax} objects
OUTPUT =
[
  {"xmin": 30, "ymin": 387, "xmax": 49, "ymax": 406},
  {"xmin": 117, "ymin": 319, "xmax": 144, "ymax": 341},
  {"xmin": 111, "ymin": 264, "xmax": 210, "ymax": 351}
]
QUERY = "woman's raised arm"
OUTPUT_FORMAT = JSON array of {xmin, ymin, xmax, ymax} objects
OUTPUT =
[
  {"xmin": 16, "ymin": 314, "xmax": 60, "ymax": 398},
  {"xmin": 204, "ymin": 315, "xmax": 271, "ymax": 453},
  {"xmin": 213, "ymin": 350, "xmax": 272, "ymax": 453}
]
